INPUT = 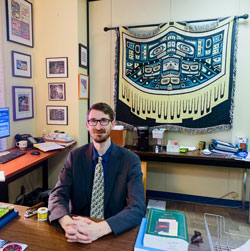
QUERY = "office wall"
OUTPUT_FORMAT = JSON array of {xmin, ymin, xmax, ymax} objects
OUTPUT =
[
  {"xmin": 0, "ymin": 0, "xmax": 36, "ymax": 148},
  {"xmin": 0, "ymin": 0, "xmax": 42, "ymax": 203},
  {"xmin": 33, "ymin": 0, "xmax": 88, "ymax": 188},
  {"xmin": 89, "ymin": 0, "xmax": 250, "ymax": 200},
  {"xmin": 0, "ymin": 0, "xmax": 88, "ymax": 202}
]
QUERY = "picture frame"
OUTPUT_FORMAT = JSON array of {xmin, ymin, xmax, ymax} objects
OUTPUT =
[
  {"xmin": 6, "ymin": 0, "xmax": 33, "ymax": 47},
  {"xmin": 12, "ymin": 86, "xmax": 34, "ymax": 121},
  {"xmin": 46, "ymin": 57, "xmax": 68, "ymax": 78},
  {"xmin": 46, "ymin": 106, "xmax": 68, "ymax": 125},
  {"xmin": 79, "ymin": 43, "xmax": 88, "ymax": 69},
  {"xmin": 78, "ymin": 73, "xmax": 89, "ymax": 99},
  {"xmin": 48, "ymin": 82, "xmax": 66, "ymax": 101},
  {"xmin": 11, "ymin": 51, "xmax": 32, "ymax": 78}
]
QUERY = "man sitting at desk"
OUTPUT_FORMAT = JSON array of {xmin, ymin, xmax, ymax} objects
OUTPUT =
[{"xmin": 48, "ymin": 102, "xmax": 146, "ymax": 243}]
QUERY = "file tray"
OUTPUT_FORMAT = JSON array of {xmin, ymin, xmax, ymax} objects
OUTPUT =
[{"xmin": 204, "ymin": 213, "xmax": 250, "ymax": 251}]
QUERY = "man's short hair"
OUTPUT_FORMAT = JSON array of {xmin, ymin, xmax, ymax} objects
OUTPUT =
[{"xmin": 87, "ymin": 102, "xmax": 114, "ymax": 121}]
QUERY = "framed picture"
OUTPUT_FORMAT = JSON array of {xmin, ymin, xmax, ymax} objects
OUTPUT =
[
  {"xmin": 78, "ymin": 73, "xmax": 89, "ymax": 99},
  {"xmin": 48, "ymin": 82, "xmax": 66, "ymax": 101},
  {"xmin": 12, "ymin": 86, "xmax": 34, "ymax": 121},
  {"xmin": 79, "ymin": 43, "xmax": 88, "ymax": 69},
  {"xmin": 6, "ymin": 0, "xmax": 33, "ymax": 47},
  {"xmin": 46, "ymin": 57, "xmax": 68, "ymax": 78},
  {"xmin": 11, "ymin": 51, "xmax": 32, "ymax": 78},
  {"xmin": 46, "ymin": 106, "xmax": 68, "ymax": 125}
]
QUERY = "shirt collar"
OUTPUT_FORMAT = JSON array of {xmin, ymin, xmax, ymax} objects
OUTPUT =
[{"xmin": 92, "ymin": 141, "xmax": 113, "ymax": 162}]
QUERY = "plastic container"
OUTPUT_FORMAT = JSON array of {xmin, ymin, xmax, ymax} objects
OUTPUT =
[{"xmin": 204, "ymin": 213, "xmax": 250, "ymax": 251}]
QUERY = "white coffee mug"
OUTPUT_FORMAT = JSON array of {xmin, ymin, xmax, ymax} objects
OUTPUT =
[{"xmin": 16, "ymin": 140, "xmax": 28, "ymax": 151}]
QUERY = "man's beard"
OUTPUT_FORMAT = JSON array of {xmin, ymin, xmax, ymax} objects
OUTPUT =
[{"xmin": 91, "ymin": 128, "xmax": 111, "ymax": 143}]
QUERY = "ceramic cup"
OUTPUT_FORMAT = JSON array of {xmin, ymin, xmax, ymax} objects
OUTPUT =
[{"xmin": 16, "ymin": 140, "xmax": 28, "ymax": 151}]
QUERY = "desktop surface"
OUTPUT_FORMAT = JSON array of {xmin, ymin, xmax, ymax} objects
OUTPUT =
[
  {"xmin": 0, "ymin": 203, "xmax": 139, "ymax": 251},
  {"xmin": 0, "ymin": 148, "xmax": 58, "ymax": 178},
  {"xmin": 126, "ymin": 145, "xmax": 250, "ymax": 168},
  {"xmin": 0, "ymin": 148, "xmax": 66, "ymax": 202}
]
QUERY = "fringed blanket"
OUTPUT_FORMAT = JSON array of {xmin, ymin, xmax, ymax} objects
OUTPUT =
[{"xmin": 114, "ymin": 16, "xmax": 238, "ymax": 133}]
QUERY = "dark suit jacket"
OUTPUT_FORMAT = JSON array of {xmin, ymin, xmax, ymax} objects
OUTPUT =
[{"xmin": 48, "ymin": 142, "xmax": 146, "ymax": 236}]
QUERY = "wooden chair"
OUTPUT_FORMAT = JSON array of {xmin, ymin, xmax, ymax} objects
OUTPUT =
[{"xmin": 141, "ymin": 161, "xmax": 147, "ymax": 198}]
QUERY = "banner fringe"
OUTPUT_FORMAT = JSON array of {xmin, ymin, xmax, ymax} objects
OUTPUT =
[{"xmin": 115, "ymin": 120, "xmax": 232, "ymax": 134}]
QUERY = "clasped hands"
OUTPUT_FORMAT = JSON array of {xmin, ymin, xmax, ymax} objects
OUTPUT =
[{"xmin": 59, "ymin": 215, "xmax": 112, "ymax": 244}]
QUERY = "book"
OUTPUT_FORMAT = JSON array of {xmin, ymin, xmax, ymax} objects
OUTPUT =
[
  {"xmin": 143, "ymin": 208, "xmax": 189, "ymax": 251},
  {"xmin": 0, "ymin": 239, "xmax": 27, "ymax": 250},
  {"xmin": 211, "ymin": 139, "xmax": 237, "ymax": 152},
  {"xmin": 0, "ymin": 210, "xmax": 19, "ymax": 229},
  {"xmin": 134, "ymin": 218, "xmax": 165, "ymax": 251},
  {"xmin": 33, "ymin": 142, "xmax": 65, "ymax": 152},
  {"xmin": 209, "ymin": 144, "xmax": 236, "ymax": 156},
  {"xmin": 0, "ymin": 205, "xmax": 14, "ymax": 219},
  {"xmin": 211, "ymin": 139, "xmax": 236, "ymax": 148}
]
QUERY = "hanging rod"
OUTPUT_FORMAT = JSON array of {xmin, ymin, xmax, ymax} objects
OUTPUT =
[{"xmin": 104, "ymin": 14, "xmax": 248, "ymax": 32}]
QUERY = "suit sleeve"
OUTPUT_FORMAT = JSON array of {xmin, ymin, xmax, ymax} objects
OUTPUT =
[
  {"xmin": 106, "ymin": 152, "xmax": 146, "ymax": 235},
  {"xmin": 48, "ymin": 151, "xmax": 74, "ymax": 225}
]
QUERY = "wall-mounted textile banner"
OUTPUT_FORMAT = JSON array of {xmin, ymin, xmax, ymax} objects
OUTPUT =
[{"xmin": 114, "ymin": 16, "xmax": 238, "ymax": 133}]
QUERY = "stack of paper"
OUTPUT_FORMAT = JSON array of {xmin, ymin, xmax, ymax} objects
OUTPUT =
[
  {"xmin": 147, "ymin": 199, "xmax": 166, "ymax": 210},
  {"xmin": 0, "ymin": 205, "xmax": 18, "ymax": 229},
  {"xmin": 209, "ymin": 139, "xmax": 238, "ymax": 156},
  {"xmin": 33, "ymin": 142, "xmax": 65, "ymax": 152}
]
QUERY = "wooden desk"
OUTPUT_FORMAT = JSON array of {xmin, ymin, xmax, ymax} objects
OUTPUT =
[
  {"xmin": 128, "ymin": 147, "xmax": 250, "ymax": 209},
  {"xmin": 0, "ymin": 204, "xmax": 139, "ymax": 251},
  {"xmin": 0, "ymin": 148, "xmax": 69, "ymax": 202}
]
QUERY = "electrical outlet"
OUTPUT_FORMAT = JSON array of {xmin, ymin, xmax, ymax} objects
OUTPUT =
[{"xmin": 231, "ymin": 192, "xmax": 239, "ymax": 199}]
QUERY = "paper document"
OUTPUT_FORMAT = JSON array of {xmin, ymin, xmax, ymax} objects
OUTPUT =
[
  {"xmin": 147, "ymin": 199, "xmax": 166, "ymax": 210},
  {"xmin": 33, "ymin": 142, "xmax": 64, "ymax": 152},
  {"xmin": 0, "ymin": 239, "xmax": 27, "ymax": 250},
  {"xmin": 0, "ymin": 171, "xmax": 5, "ymax": 182},
  {"xmin": 56, "ymin": 141, "xmax": 75, "ymax": 147},
  {"xmin": 113, "ymin": 125, "xmax": 124, "ymax": 130}
]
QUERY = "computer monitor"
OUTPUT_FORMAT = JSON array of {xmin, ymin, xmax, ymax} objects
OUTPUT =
[{"xmin": 0, "ymin": 107, "xmax": 10, "ymax": 139}]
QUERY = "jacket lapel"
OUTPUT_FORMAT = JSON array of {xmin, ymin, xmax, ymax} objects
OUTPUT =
[
  {"xmin": 84, "ymin": 144, "xmax": 94, "ymax": 205},
  {"xmin": 104, "ymin": 144, "xmax": 121, "ymax": 209}
]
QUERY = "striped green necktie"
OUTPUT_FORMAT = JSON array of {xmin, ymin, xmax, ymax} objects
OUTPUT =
[{"xmin": 90, "ymin": 156, "xmax": 104, "ymax": 219}]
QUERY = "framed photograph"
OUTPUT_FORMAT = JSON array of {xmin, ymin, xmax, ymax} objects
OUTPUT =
[
  {"xmin": 6, "ymin": 0, "xmax": 33, "ymax": 47},
  {"xmin": 79, "ymin": 43, "xmax": 88, "ymax": 69},
  {"xmin": 48, "ymin": 82, "xmax": 66, "ymax": 101},
  {"xmin": 46, "ymin": 57, "xmax": 68, "ymax": 78},
  {"xmin": 46, "ymin": 106, "xmax": 68, "ymax": 125},
  {"xmin": 11, "ymin": 51, "xmax": 32, "ymax": 78},
  {"xmin": 78, "ymin": 73, "xmax": 89, "ymax": 99},
  {"xmin": 12, "ymin": 86, "xmax": 34, "ymax": 121}
]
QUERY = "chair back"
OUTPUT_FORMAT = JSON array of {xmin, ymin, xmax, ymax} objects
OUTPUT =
[{"xmin": 141, "ymin": 161, "xmax": 147, "ymax": 198}]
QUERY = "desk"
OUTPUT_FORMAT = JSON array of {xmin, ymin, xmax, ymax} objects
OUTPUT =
[
  {"xmin": 128, "ymin": 147, "xmax": 250, "ymax": 209},
  {"xmin": 0, "ymin": 204, "xmax": 139, "ymax": 251},
  {"xmin": 0, "ymin": 148, "xmax": 71, "ymax": 203}
]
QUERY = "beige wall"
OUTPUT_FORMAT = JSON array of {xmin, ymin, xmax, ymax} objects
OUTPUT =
[
  {"xmin": 89, "ymin": 0, "xmax": 250, "ymax": 200},
  {"xmin": 0, "ymin": 0, "xmax": 36, "ymax": 148},
  {"xmin": 0, "ymin": 0, "xmax": 41, "ymax": 202},
  {"xmin": 33, "ymin": 0, "xmax": 88, "ymax": 188},
  {"xmin": 0, "ymin": 0, "xmax": 88, "ymax": 202}
]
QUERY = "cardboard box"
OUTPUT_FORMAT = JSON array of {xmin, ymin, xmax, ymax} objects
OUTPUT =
[{"xmin": 110, "ymin": 129, "xmax": 127, "ymax": 147}]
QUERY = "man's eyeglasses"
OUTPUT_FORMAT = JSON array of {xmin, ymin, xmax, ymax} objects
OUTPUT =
[{"xmin": 88, "ymin": 118, "xmax": 111, "ymax": 126}]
